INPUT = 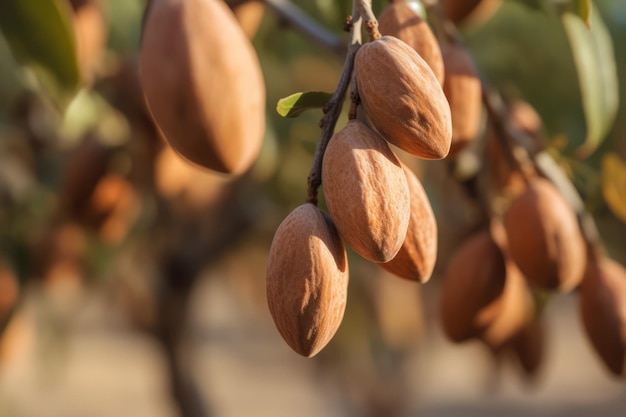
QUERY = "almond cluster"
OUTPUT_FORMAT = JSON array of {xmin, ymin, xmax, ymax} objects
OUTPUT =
[
  {"xmin": 267, "ymin": 4, "xmax": 455, "ymax": 357},
  {"xmin": 440, "ymin": 100, "xmax": 626, "ymax": 377}
]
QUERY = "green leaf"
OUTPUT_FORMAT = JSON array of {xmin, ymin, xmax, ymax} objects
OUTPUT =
[
  {"xmin": 575, "ymin": 0, "xmax": 592, "ymax": 28},
  {"xmin": 276, "ymin": 91, "xmax": 332, "ymax": 118},
  {"xmin": 602, "ymin": 153, "xmax": 626, "ymax": 223},
  {"xmin": 561, "ymin": 6, "xmax": 618, "ymax": 158},
  {"xmin": 0, "ymin": 0, "xmax": 80, "ymax": 92}
]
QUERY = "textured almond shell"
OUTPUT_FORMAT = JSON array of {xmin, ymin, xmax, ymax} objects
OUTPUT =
[
  {"xmin": 378, "ymin": 2, "xmax": 445, "ymax": 85},
  {"xmin": 266, "ymin": 204, "xmax": 349, "ymax": 357},
  {"xmin": 355, "ymin": 36, "xmax": 452, "ymax": 159},
  {"xmin": 439, "ymin": 230, "xmax": 506, "ymax": 342},
  {"xmin": 442, "ymin": 43, "xmax": 482, "ymax": 157},
  {"xmin": 322, "ymin": 120, "xmax": 410, "ymax": 263},
  {"xmin": 381, "ymin": 164, "xmax": 437, "ymax": 283},
  {"xmin": 580, "ymin": 257, "xmax": 626, "ymax": 375},
  {"xmin": 504, "ymin": 178, "xmax": 586, "ymax": 292},
  {"xmin": 140, "ymin": 0, "xmax": 265, "ymax": 174},
  {"xmin": 477, "ymin": 258, "xmax": 532, "ymax": 350}
]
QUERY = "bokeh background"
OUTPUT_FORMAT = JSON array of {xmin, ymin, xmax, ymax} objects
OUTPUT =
[{"xmin": 0, "ymin": 0, "xmax": 625, "ymax": 416}]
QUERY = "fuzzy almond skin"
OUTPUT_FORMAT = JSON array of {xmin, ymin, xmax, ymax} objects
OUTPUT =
[
  {"xmin": 439, "ymin": 230, "xmax": 506, "ymax": 342},
  {"xmin": 355, "ymin": 36, "xmax": 452, "ymax": 159},
  {"xmin": 442, "ymin": 43, "xmax": 482, "ymax": 157},
  {"xmin": 380, "ymin": 164, "xmax": 437, "ymax": 283},
  {"xmin": 322, "ymin": 120, "xmax": 410, "ymax": 263},
  {"xmin": 378, "ymin": 1, "xmax": 445, "ymax": 85},
  {"xmin": 477, "ymin": 258, "xmax": 532, "ymax": 350},
  {"xmin": 266, "ymin": 204, "xmax": 349, "ymax": 357},
  {"xmin": 503, "ymin": 178, "xmax": 586, "ymax": 292},
  {"xmin": 140, "ymin": 0, "xmax": 265, "ymax": 174},
  {"xmin": 580, "ymin": 256, "xmax": 626, "ymax": 376}
]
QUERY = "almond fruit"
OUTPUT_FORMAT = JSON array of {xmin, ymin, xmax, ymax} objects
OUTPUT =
[
  {"xmin": 140, "ymin": 0, "xmax": 265, "ymax": 174},
  {"xmin": 380, "ymin": 164, "xmax": 437, "ymax": 283},
  {"xmin": 580, "ymin": 255, "xmax": 626, "ymax": 375},
  {"xmin": 378, "ymin": 1, "xmax": 445, "ymax": 85},
  {"xmin": 440, "ymin": 0, "xmax": 502, "ymax": 25},
  {"xmin": 442, "ymin": 43, "xmax": 482, "ymax": 157},
  {"xmin": 0, "ymin": 261, "xmax": 19, "ymax": 319},
  {"xmin": 440, "ymin": 227, "xmax": 531, "ymax": 345},
  {"xmin": 322, "ymin": 120, "xmax": 410, "ymax": 263},
  {"xmin": 439, "ymin": 229, "xmax": 506, "ymax": 342},
  {"xmin": 266, "ymin": 203, "xmax": 349, "ymax": 357},
  {"xmin": 226, "ymin": 0, "xmax": 265, "ymax": 39},
  {"xmin": 355, "ymin": 36, "xmax": 452, "ymax": 159},
  {"xmin": 477, "ymin": 257, "xmax": 532, "ymax": 350},
  {"xmin": 503, "ymin": 178, "xmax": 586, "ymax": 291}
]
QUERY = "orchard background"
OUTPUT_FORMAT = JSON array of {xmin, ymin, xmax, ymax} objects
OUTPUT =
[{"xmin": 0, "ymin": 0, "xmax": 626, "ymax": 416}]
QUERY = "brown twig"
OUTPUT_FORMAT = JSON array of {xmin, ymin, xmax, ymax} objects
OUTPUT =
[
  {"xmin": 262, "ymin": 0, "xmax": 347, "ymax": 57},
  {"xmin": 305, "ymin": 7, "xmax": 363, "ymax": 205}
]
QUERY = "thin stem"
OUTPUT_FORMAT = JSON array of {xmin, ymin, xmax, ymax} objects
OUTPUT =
[
  {"xmin": 262, "ymin": 0, "xmax": 347, "ymax": 57},
  {"xmin": 356, "ymin": 0, "xmax": 381, "ymax": 41},
  {"xmin": 306, "ymin": 5, "xmax": 363, "ymax": 205}
]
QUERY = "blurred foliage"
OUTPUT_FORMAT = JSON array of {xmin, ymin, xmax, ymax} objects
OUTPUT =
[{"xmin": 0, "ymin": 0, "xmax": 80, "ymax": 97}]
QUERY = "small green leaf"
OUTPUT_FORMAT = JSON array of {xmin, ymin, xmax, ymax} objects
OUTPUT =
[
  {"xmin": 561, "ymin": 6, "xmax": 618, "ymax": 158},
  {"xmin": 276, "ymin": 92, "xmax": 332, "ymax": 118},
  {"xmin": 0, "ymin": 0, "xmax": 81, "ymax": 92},
  {"xmin": 602, "ymin": 153, "xmax": 626, "ymax": 223}
]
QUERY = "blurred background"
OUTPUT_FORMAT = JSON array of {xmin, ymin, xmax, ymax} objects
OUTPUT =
[{"xmin": 0, "ymin": 0, "xmax": 625, "ymax": 416}]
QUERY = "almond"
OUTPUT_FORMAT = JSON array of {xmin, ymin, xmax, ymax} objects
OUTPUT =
[
  {"xmin": 440, "ymin": 228, "xmax": 531, "ymax": 346},
  {"xmin": 504, "ymin": 178, "xmax": 586, "ymax": 291},
  {"xmin": 442, "ymin": 43, "xmax": 482, "ymax": 157},
  {"xmin": 355, "ymin": 36, "xmax": 452, "ymax": 159},
  {"xmin": 439, "ymin": 229, "xmax": 506, "ymax": 342},
  {"xmin": 378, "ymin": 1, "xmax": 445, "ymax": 85},
  {"xmin": 266, "ymin": 203, "xmax": 349, "ymax": 357},
  {"xmin": 380, "ymin": 164, "xmax": 437, "ymax": 283},
  {"xmin": 580, "ymin": 255, "xmax": 626, "ymax": 375},
  {"xmin": 226, "ymin": 0, "xmax": 265, "ymax": 39},
  {"xmin": 322, "ymin": 120, "xmax": 410, "ymax": 263},
  {"xmin": 140, "ymin": 0, "xmax": 265, "ymax": 174}
]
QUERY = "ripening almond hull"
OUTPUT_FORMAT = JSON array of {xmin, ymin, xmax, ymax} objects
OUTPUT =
[
  {"xmin": 477, "ymin": 259, "xmax": 533, "ymax": 350},
  {"xmin": 504, "ymin": 178, "xmax": 586, "ymax": 292},
  {"xmin": 439, "ymin": 230, "xmax": 506, "ymax": 342},
  {"xmin": 580, "ymin": 257, "xmax": 626, "ymax": 376},
  {"xmin": 355, "ymin": 36, "xmax": 452, "ymax": 159},
  {"xmin": 140, "ymin": 0, "xmax": 265, "ymax": 174},
  {"xmin": 381, "ymin": 164, "xmax": 437, "ymax": 283},
  {"xmin": 378, "ymin": 1, "xmax": 445, "ymax": 85},
  {"xmin": 266, "ymin": 204, "xmax": 349, "ymax": 357},
  {"xmin": 322, "ymin": 120, "xmax": 410, "ymax": 263},
  {"xmin": 228, "ymin": 0, "xmax": 265, "ymax": 39},
  {"xmin": 442, "ymin": 43, "xmax": 482, "ymax": 157}
]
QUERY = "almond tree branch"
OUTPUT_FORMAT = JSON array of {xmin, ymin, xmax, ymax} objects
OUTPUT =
[
  {"xmin": 306, "ymin": 11, "xmax": 362, "ymax": 205},
  {"xmin": 262, "ymin": 0, "xmax": 347, "ymax": 57}
]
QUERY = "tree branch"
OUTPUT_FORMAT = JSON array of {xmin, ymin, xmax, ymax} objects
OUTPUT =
[
  {"xmin": 262, "ymin": 0, "xmax": 347, "ymax": 57},
  {"xmin": 305, "ymin": 9, "xmax": 363, "ymax": 205}
]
